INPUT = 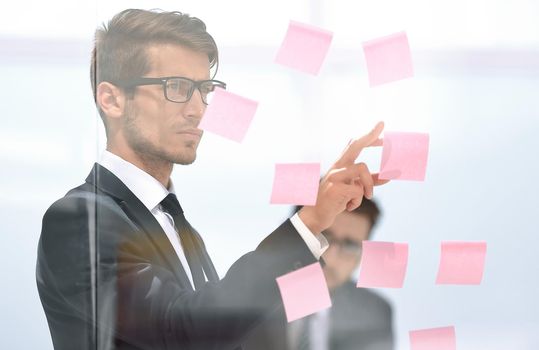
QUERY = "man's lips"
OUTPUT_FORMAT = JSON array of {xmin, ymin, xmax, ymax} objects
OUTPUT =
[{"xmin": 177, "ymin": 129, "xmax": 203, "ymax": 137}]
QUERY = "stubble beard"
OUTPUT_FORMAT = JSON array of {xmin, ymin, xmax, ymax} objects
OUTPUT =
[{"xmin": 124, "ymin": 109, "xmax": 199, "ymax": 167}]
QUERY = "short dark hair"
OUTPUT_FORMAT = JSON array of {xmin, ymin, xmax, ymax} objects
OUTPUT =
[
  {"xmin": 90, "ymin": 8, "xmax": 219, "ymax": 123},
  {"xmin": 350, "ymin": 197, "xmax": 381, "ymax": 230},
  {"xmin": 294, "ymin": 198, "xmax": 381, "ymax": 236}
]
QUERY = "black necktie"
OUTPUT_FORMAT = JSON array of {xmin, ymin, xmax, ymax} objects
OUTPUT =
[{"xmin": 160, "ymin": 193, "xmax": 206, "ymax": 290}]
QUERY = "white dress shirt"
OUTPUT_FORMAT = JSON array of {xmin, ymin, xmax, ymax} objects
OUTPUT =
[{"xmin": 98, "ymin": 150, "xmax": 328, "ymax": 289}]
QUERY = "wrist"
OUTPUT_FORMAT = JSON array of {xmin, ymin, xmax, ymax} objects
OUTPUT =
[{"xmin": 298, "ymin": 207, "xmax": 324, "ymax": 235}]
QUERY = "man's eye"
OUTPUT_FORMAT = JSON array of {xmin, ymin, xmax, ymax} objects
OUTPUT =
[
  {"xmin": 168, "ymin": 82, "xmax": 181, "ymax": 90},
  {"xmin": 343, "ymin": 239, "xmax": 359, "ymax": 247},
  {"xmin": 168, "ymin": 81, "xmax": 193, "ymax": 97}
]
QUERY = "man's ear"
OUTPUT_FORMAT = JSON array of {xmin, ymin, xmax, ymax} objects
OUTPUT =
[{"xmin": 96, "ymin": 82, "xmax": 127, "ymax": 120}]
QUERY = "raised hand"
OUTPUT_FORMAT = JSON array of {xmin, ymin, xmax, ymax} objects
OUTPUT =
[{"xmin": 298, "ymin": 122, "xmax": 389, "ymax": 234}]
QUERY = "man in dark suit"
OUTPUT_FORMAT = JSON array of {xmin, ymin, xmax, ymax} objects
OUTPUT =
[
  {"xmin": 36, "ymin": 9, "xmax": 388, "ymax": 350},
  {"xmin": 244, "ymin": 199, "xmax": 393, "ymax": 350}
]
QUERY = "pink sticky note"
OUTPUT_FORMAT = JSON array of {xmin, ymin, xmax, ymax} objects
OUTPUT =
[
  {"xmin": 270, "ymin": 163, "xmax": 320, "ymax": 205},
  {"xmin": 199, "ymin": 88, "xmax": 258, "ymax": 143},
  {"xmin": 276, "ymin": 263, "xmax": 332, "ymax": 322},
  {"xmin": 436, "ymin": 241, "xmax": 487, "ymax": 285},
  {"xmin": 363, "ymin": 31, "xmax": 414, "ymax": 87},
  {"xmin": 379, "ymin": 131, "xmax": 430, "ymax": 181},
  {"xmin": 409, "ymin": 326, "xmax": 456, "ymax": 350},
  {"xmin": 356, "ymin": 241, "xmax": 408, "ymax": 288},
  {"xmin": 275, "ymin": 20, "xmax": 333, "ymax": 75}
]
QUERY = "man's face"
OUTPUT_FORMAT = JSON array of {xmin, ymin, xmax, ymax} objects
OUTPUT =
[
  {"xmin": 123, "ymin": 44, "xmax": 210, "ymax": 165},
  {"xmin": 322, "ymin": 211, "xmax": 372, "ymax": 290}
]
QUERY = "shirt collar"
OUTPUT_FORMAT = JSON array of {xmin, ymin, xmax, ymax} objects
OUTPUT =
[{"xmin": 98, "ymin": 150, "xmax": 175, "ymax": 211}]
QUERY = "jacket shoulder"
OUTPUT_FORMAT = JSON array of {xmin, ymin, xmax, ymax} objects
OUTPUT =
[
  {"xmin": 42, "ymin": 182, "xmax": 131, "ymax": 230},
  {"xmin": 38, "ymin": 182, "xmax": 135, "ymax": 264}
]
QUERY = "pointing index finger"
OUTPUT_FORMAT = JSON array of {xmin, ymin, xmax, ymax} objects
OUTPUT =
[{"xmin": 335, "ymin": 121, "xmax": 385, "ymax": 168}]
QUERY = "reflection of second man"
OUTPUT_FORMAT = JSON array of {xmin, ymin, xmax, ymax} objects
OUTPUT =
[
  {"xmin": 245, "ymin": 198, "xmax": 394, "ymax": 350},
  {"xmin": 305, "ymin": 198, "xmax": 393, "ymax": 350}
]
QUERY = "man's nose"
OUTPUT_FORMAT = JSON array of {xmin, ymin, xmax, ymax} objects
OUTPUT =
[{"xmin": 184, "ymin": 88, "xmax": 206, "ymax": 120}]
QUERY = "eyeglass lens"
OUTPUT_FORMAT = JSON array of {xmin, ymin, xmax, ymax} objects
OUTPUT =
[
  {"xmin": 165, "ymin": 78, "xmax": 219, "ymax": 104},
  {"xmin": 326, "ymin": 235, "xmax": 363, "ymax": 255}
]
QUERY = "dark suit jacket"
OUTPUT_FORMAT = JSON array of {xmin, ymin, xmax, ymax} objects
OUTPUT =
[
  {"xmin": 36, "ymin": 164, "xmax": 317, "ymax": 350},
  {"xmin": 243, "ymin": 281, "xmax": 394, "ymax": 350}
]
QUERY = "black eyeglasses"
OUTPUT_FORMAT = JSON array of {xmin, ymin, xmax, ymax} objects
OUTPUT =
[
  {"xmin": 323, "ymin": 232, "xmax": 363, "ymax": 256},
  {"xmin": 116, "ymin": 76, "xmax": 227, "ymax": 105}
]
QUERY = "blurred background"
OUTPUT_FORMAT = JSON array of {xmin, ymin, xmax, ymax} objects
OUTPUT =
[{"xmin": 1, "ymin": 0, "xmax": 538, "ymax": 348}]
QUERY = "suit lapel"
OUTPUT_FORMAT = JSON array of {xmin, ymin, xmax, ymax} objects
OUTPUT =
[{"xmin": 86, "ymin": 163, "xmax": 194, "ymax": 290}]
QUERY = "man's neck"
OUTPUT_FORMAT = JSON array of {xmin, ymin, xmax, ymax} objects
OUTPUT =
[{"xmin": 106, "ymin": 147, "xmax": 173, "ymax": 188}]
